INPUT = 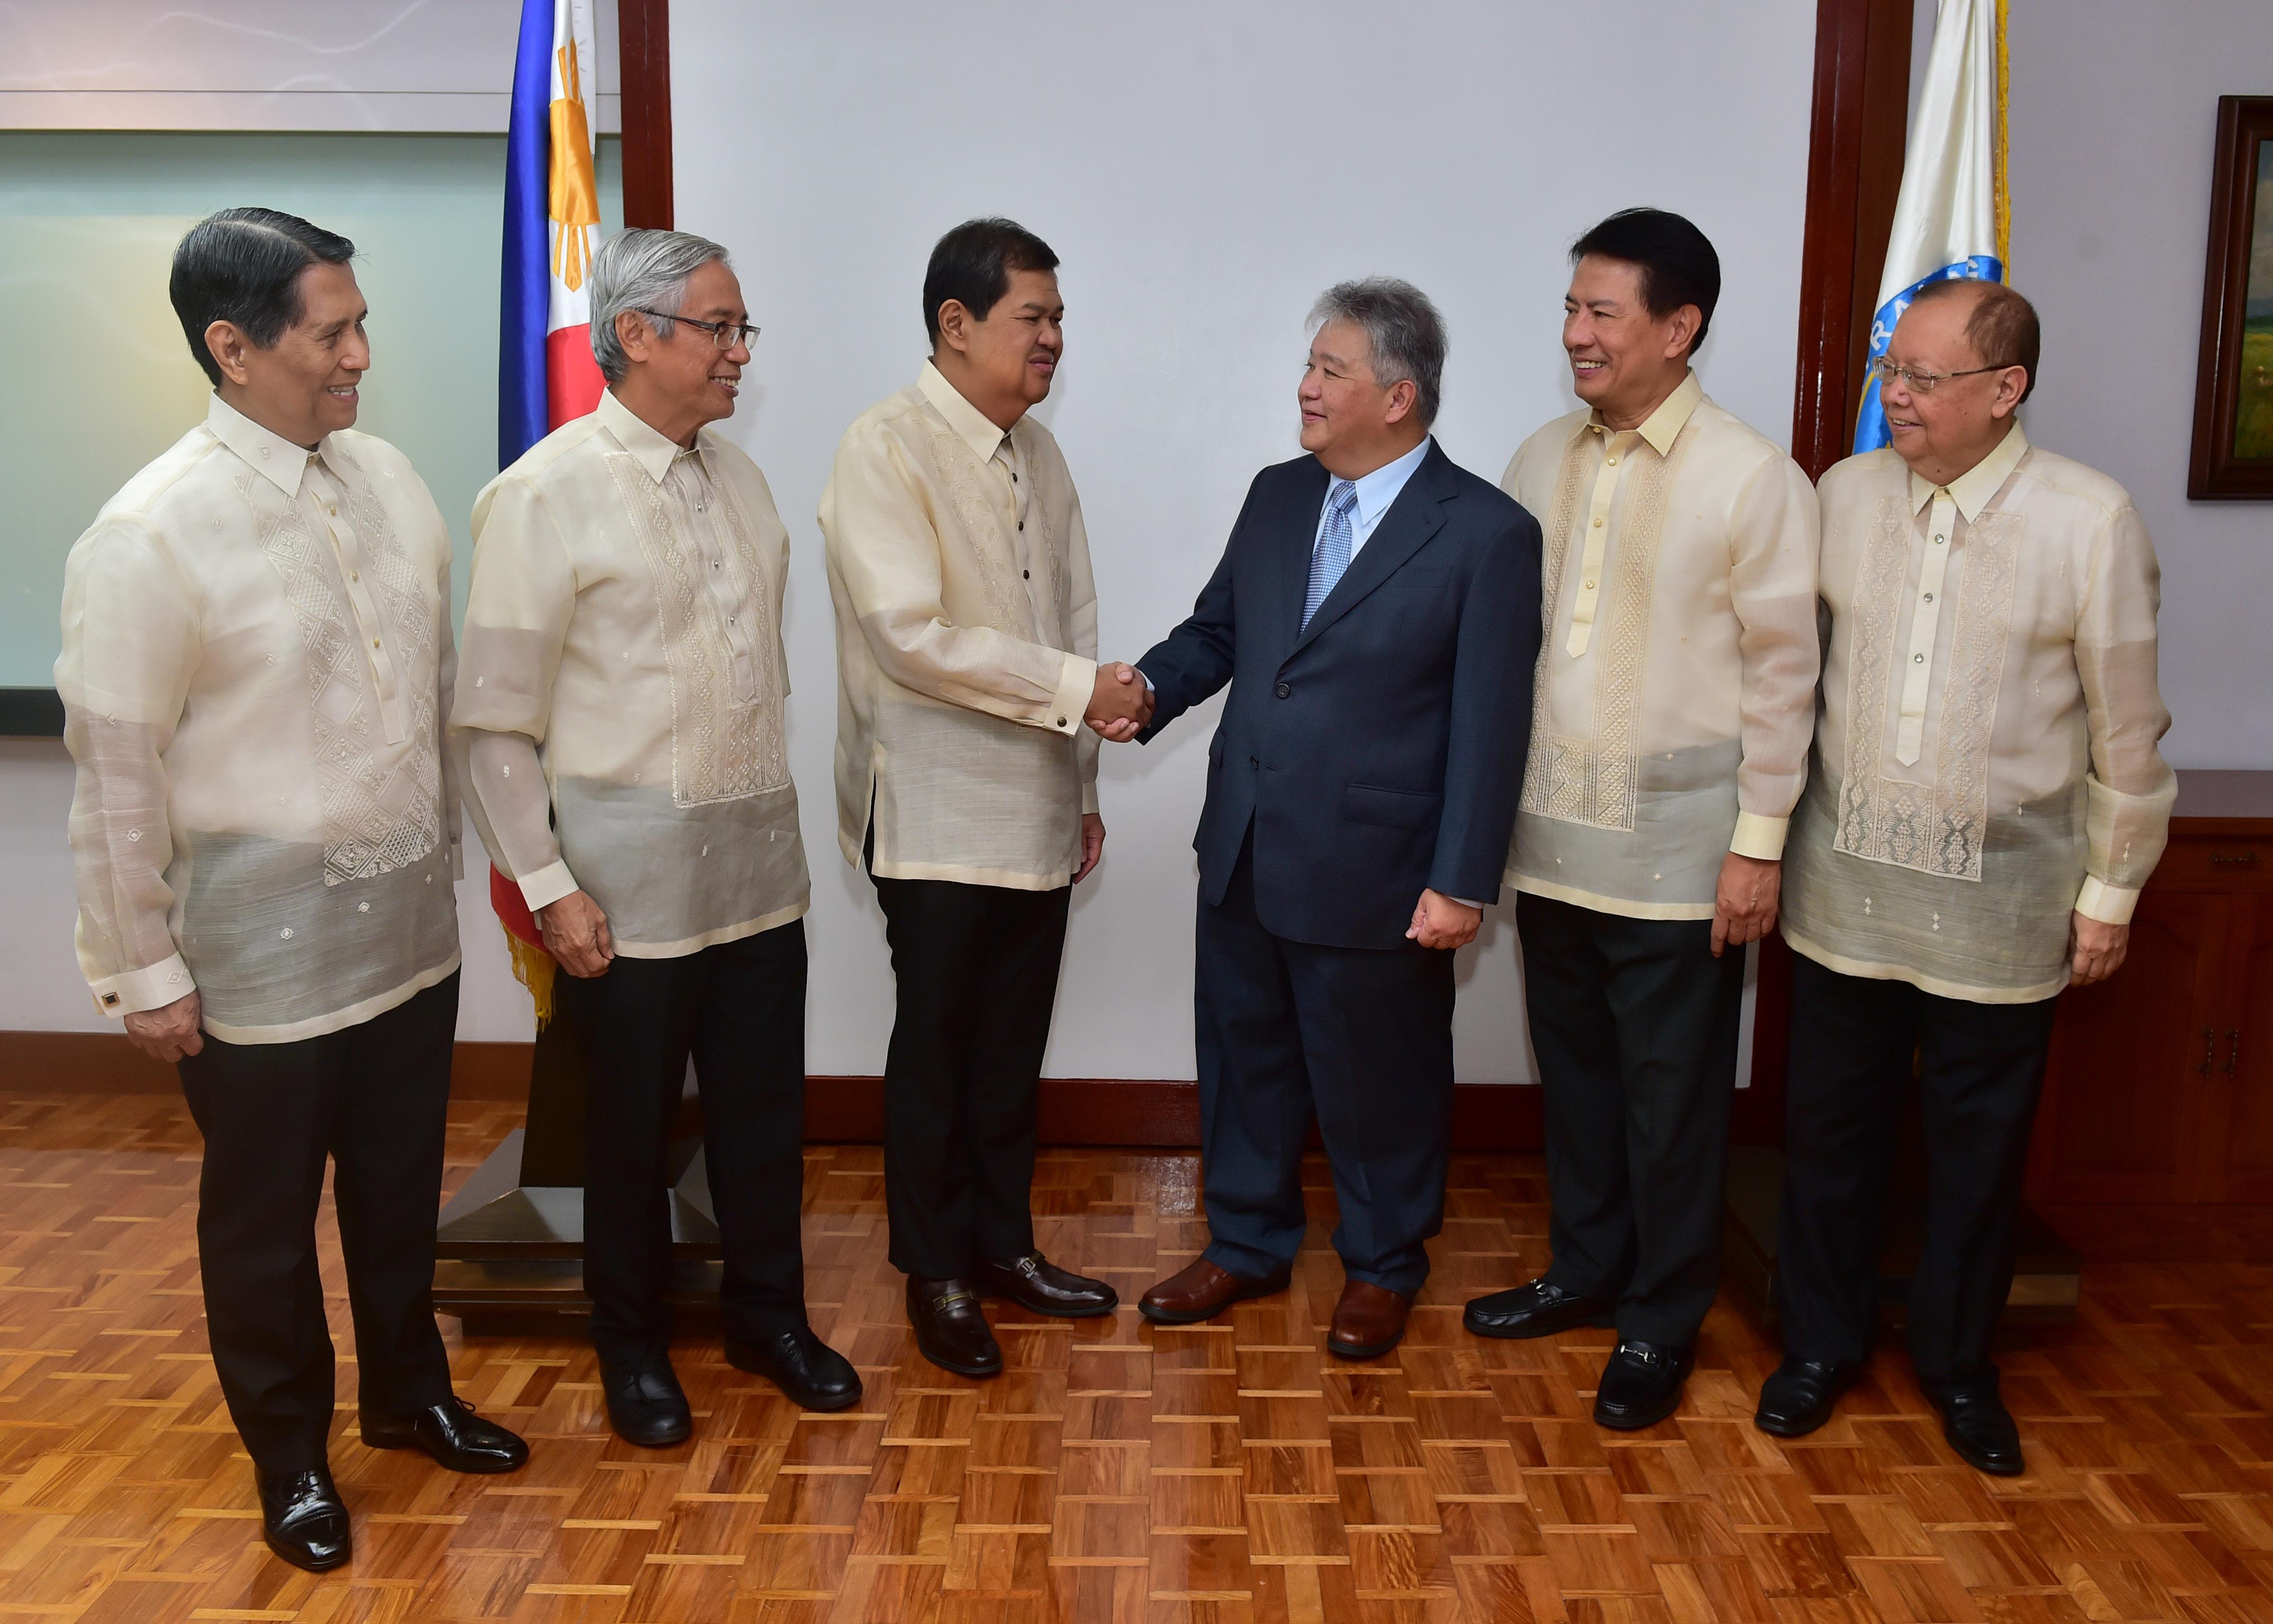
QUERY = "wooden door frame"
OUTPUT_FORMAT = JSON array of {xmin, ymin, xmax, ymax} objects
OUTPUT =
[{"xmin": 607, "ymin": 0, "xmax": 1915, "ymax": 1146}]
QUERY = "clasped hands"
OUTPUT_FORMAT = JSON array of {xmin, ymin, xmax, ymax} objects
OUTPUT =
[{"xmin": 1085, "ymin": 662, "xmax": 1151, "ymax": 741}]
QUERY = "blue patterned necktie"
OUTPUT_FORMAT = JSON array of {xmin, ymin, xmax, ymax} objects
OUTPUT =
[{"xmin": 1302, "ymin": 479, "xmax": 1359, "ymax": 629}]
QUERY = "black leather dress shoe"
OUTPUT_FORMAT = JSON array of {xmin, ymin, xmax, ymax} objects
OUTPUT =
[
  {"xmin": 907, "ymin": 1277, "xmax": 1002, "ymax": 1378},
  {"xmin": 1933, "ymin": 1389, "xmax": 2024, "ymax": 1476},
  {"xmin": 727, "ymin": 1326, "xmax": 863, "ymax": 1411},
  {"xmin": 361, "ymin": 1396, "xmax": 530, "ymax": 1473},
  {"xmin": 1754, "ymin": 1358, "xmax": 1863, "ymax": 1438},
  {"xmin": 256, "ymin": 1465, "xmax": 351, "ymax": 1572},
  {"xmin": 1463, "ymin": 1277, "xmax": 1618, "ymax": 1340},
  {"xmin": 600, "ymin": 1357, "xmax": 693, "ymax": 1447},
  {"xmin": 978, "ymin": 1251, "xmax": 1119, "ymax": 1318},
  {"xmin": 1593, "ymin": 1341, "xmax": 1696, "ymax": 1430}
]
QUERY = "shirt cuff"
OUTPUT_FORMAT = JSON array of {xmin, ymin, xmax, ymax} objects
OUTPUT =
[
  {"xmin": 92, "ymin": 953, "xmax": 195, "ymax": 1019},
  {"xmin": 1048, "ymin": 654, "xmax": 1098, "ymax": 737},
  {"xmin": 1082, "ymin": 783, "xmax": 1101, "ymax": 817},
  {"xmin": 2074, "ymin": 876, "xmax": 2140, "ymax": 926},
  {"xmin": 1445, "ymin": 896, "xmax": 1485, "ymax": 911},
  {"xmin": 518, "ymin": 860, "xmax": 580, "ymax": 914},
  {"xmin": 1730, "ymin": 813, "xmax": 1789, "ymax": 862}
]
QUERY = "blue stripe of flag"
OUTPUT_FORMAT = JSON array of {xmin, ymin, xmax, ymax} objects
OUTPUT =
[{"xmin": 498, "ymin": 0, "xmax": 551, "ymax": 471}]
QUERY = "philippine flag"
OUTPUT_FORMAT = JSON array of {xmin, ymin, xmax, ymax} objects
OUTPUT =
[
  {"xmin": 500, "ymin": 0, "xmax": 605, "ymax": 467},
  {"xmin": 494, "ymin": 0, "xmax": 606, "ymax": 1011},
  {"xmin": 1853, "ymin": 0, "xmax": 2009, "ymax": 454}
]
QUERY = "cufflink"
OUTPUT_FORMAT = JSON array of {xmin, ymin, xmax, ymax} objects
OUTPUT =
[{"xmin": 100, "ymin": 992, "xmax": 119, "ymax": 1007}]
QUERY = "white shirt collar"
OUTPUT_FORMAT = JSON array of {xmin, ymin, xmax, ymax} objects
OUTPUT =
[
  {"xmin": 1582, "ymin": 369, "xmax": 1704, "ymax": 458},
  {"xmin": 204, "ymin": 392, "xmax": 343, "ymax": 498},
  {"xmin": 1909, "ymin": 422, "xmax": 2030, "ymax": 522},
  {"xmin": 597, "ymin": 386, "xmax": 708, "ymax": 485},
  {"xmin": 917, "ymin": 359, "xmax": 1016, "ymax": 465}
]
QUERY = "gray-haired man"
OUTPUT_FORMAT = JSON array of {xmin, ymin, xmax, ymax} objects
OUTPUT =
[
  {"xmin": 455, "ymin": 229, "xmax": 857, "ymax": 1444},
  {"xmin": 1131, "ymin": 280, "xmax": 1541, "ymax": 1357}
]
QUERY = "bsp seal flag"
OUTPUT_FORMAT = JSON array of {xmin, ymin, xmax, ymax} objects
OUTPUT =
[
  {"xmin": 494, "ymin": 0, "xmax": 606, "ymax": 1019},
  {"xmin": 1854, "ymin": 0, "xmax": 2009, "ymax": 455}
]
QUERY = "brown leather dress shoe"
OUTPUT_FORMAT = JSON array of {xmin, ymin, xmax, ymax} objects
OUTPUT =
[
  {"xmin": 1328, "ymin": 1280, "xmax": 1412, "ymax": 1359},
  {"xmin": 906, "ymin": 1277, "xmax": 1002, "ymax": 1378},
  {"xmin": 1138, "ymin": 1258, "xmax": 1291, "ymax": 1324}
]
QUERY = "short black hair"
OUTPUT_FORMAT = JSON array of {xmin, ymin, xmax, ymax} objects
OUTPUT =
[
  {"xmin": 170, "ymin": 207, "xmax": 356, "ymax": 386},
  {"xmin": 922, "ymin": 217, "xmax": 1058, "ymax": 346},
  {"xmin": 1908, "ymin": 277, "xmax": 2041, "ymax": 402},
  {"xmin": 1571, "ymin": 207, "xmax": 1722, "ymax": 356}
]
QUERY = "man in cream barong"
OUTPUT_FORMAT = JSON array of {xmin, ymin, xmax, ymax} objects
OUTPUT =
[
  {"xmin": 821, "ymin": 218, "xmax": 1144, "ymax": 1378},
  {"xmin": 1762, "ymin": 279, "xmax": 2173, "ymax": 1477},
  {"xmin": 455, "ymin": 229, "xmax": 858, "ymax": 1446},
  {"xmin": 1463, "ymin": 211, "xmax": 1819, "ymax": 1431}
]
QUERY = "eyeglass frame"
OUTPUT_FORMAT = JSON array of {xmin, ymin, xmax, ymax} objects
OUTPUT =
[
  {"xmin": 1872, "ymin": 355, "xmax": 2018, "ymax": 394},
  {"xmin": 630, "ymin": 309, "xmax": 761, "ymax": 351}
]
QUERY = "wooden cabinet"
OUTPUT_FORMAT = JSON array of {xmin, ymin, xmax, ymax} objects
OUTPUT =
[{"xmin": 2026, "ymin": 772, "xmax": 2273, "ymax": 1204}]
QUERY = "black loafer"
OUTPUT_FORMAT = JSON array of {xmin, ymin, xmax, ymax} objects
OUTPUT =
[
  {"xmin": 1463, "ymin": 1277, "xmax": 1618, "ymax": 1340},
  {"xmin": 600, "ymin": 1357, "xmax": 693, "ymax": 1448},
  {"xmin": 1593, "ymin": 1340, "xmax": 1696, "ymax": 1430},
  {"xmin": 977, "ymin": 1251, "xmax": 1119, "ymax": 1318},
  {"xmin": 1933, "ymin": 1389, "xmax": 2024, "ymax": 1476},
  {"xmin": 256, "ymin": 1464, "xmax": 351, "ymax": 1573},
  {"xmin": 907, "ymin": 1277, "xmax": 1002, "ymax": 1378},
  {"xmin": 1754, "ymin": 1357, "xmax": 1863, "ymax": 1438},
  {"xmin": 361, "ymin": 1396, "xmax": 529, "ymax": 1473},
  {"xmin": 727, "ymin": 1325, "xmax": 863, "ymax": 1411}
]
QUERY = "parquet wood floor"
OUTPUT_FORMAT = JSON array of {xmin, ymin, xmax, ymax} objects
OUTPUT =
[{"xmin": 2, "ymin": 1093, "xmax": 2271, "ymax": 1624}]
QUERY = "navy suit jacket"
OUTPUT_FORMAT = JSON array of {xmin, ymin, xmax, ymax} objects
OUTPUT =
[{"xmin": 1138, "ymin": 441, "xmax": 1542, "ymax": 950}]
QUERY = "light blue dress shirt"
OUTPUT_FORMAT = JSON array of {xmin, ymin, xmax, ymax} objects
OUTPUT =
[{"xmin": 1320, "ymin": 435, "xmax": 1433, "ymax": 562}]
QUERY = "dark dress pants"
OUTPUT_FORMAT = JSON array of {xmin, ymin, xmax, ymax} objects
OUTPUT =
[
  {"xmin": 1776, "ymin": 952, "xmax": 2061, "ymax": 1397},
  {"xmin": 557, "ymin": 922, "xmax": 809, "ymax": 1365},
  {"xmin": 1518, "ymin": 893, "xmax": 1746, "ymax": 1347},
  {"xmin": 1195, "ymin": 832, "xmax": 1456, "ymax": 1297},
  {"xmin": 870, "ymin": 872, "xmax": 1070, "ymax": 1280},
  {"xmin": 175, "ymin": 973, "xmax": 459, "ymax": 1476}
]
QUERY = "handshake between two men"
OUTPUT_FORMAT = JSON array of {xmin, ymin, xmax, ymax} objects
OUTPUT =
[{"xmin": 1076, "ymin": 659, "xmax": 1483, "ymax": 952}]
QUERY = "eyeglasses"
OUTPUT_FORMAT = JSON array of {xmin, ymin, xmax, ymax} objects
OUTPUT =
[
  {"xmin": 633, "ymin": 310, "xmax": 761, "ymax": 351},
  {"xmin": 1872, "ymin": 356, "xmax": 2009, "ymax": 393}
]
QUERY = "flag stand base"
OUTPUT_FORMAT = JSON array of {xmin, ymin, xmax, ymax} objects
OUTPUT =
[{"xmin": 434, "ymin": 1009, "xmax": 724, "ymax": 1337}]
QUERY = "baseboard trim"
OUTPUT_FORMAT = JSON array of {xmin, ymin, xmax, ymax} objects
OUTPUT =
[{"xmin": 0, "ymin": 1031, "xmax": 1546, "ymax": 1150}]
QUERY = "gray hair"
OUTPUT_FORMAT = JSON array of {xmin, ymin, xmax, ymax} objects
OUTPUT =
[
  {"xmin": 1308, "ymin": 277, "xmax": 1448, "ymax": 427},
  {"xmin": 588, "ymin": 228, "xmax": 731, "ymax": 383}
]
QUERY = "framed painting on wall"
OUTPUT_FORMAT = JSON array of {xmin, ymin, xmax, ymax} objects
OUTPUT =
[{"xmin": 2191, "ymin": 96, "xmax": 2273, "ymax": 499}]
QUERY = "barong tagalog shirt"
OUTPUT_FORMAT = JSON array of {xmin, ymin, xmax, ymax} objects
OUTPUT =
[
  {"xmin": 57, "ymin": 394, "xmax": 461, "ymax": 1043},
  {"xmin": 1782, "ymin": 426, "xmax": 2176, "ymax": 1003},
  {"xmin": 819, "ymin": 361, "xmax": 1101, "ymax": 890},
  {"xmin": 453, "ymin": 388, "xmax": 807, "ymax": 957},
  {"xmin": 1501, "ymin": 372, "xmax": 1820, "ymax": 919}
]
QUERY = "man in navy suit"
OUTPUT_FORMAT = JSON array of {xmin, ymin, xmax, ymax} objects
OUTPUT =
[{"xmin": 1119, "ymin": 278, "xmax": 1541, "ymax": 1358}]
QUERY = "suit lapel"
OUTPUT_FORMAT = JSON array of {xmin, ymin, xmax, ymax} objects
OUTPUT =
[{"xmin": 1289, "ymin": 442, "xmax": 1452, "ymax": 656}]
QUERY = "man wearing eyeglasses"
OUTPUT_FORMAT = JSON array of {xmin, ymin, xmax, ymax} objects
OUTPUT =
[
  {"xmin": 1765, "ymin": 279, "xmax": 2174, "ymax": 1476},
  {"xmin": 455, "ymin": 228, "xmax": 858, "ymax": 1446}
]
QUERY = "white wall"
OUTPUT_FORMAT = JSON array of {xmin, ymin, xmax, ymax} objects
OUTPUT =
[
  {"xmin": 2005, "ymin": 0, "xmax": 2273, "ymax": 770},
  {"xmin": 671, "ymin": 0, "xmax": 1818, "ymax": 1080},
  {"xmin": 0, "ymin": 0, "xmax": 619, "ymax": 133}
]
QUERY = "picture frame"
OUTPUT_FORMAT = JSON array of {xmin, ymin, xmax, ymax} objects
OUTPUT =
[{"xmin": 2189, "ymin": 96, "xmax": 2273, "ymax": 499}]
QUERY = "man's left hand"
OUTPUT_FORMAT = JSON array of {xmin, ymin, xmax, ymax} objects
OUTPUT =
[
  {"xmin": 1075, "ymin": 813, "xmax": 1106, "ymax": 883},
  {"xmin": 1407, "ymin": 889, "xmax": 1481, "ymax": 951},
  {"xmin": 2070, "ymin": 913, "xmax": 2129, "ymax": 985},
  {"xmin": 1711, "ymin": 853, "xmax": 1781, "ymax": 958}
]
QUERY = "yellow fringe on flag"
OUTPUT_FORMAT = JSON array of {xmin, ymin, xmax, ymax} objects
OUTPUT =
[
  {"xmin": 1993, "ymin": 0, "xmax": 2011, "ymax": 276},
  {"xmin": 505, "ymin": 924, "xmax": 557, "ymax": 1030}
]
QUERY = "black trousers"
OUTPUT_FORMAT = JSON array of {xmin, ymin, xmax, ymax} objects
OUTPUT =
[
  {"xmin": 1518, "ymin": 893, "xmax": 1746, "ymax": 1346},
  {"xmin": 1195, "ymin": 832, "xmax": 1455, "ymax": 1297},
  {"xmin": 1776, "ymin": 952, "xmax": 2061, "ymax": 1396},
  {"xmin": 556, "ymin": 923, "xmax": 808, "ymax": 1364},
  {"xmin": 870, "ymin": 871, "xmax": 1070, "ymax": 1280},
  {"xmin": 175, "ymin": 973, "xmax": 459, "ymax": 1476}
]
